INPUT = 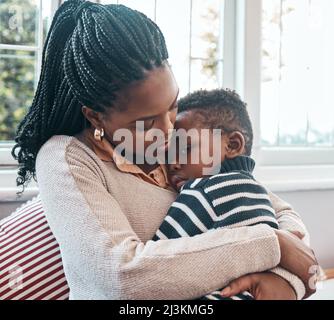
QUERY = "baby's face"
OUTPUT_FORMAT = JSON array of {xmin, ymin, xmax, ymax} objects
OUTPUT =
[{"xmin": 167, "ymin": 111, "xmax": 228, "ymax": 191}]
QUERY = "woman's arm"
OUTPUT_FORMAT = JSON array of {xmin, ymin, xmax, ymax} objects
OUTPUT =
[
  {"xmin": 269, "ymin": 267, "xmax": 305, "ymax": 300},
  {"xmin": 268, "ymin": 191, "xmax": 310, "ymax": 245},
  {"xmin": 217, "ymin": 191, "xmax": 317, "ymax": 300},
  {"xmin": 268, "ymin": 191, "xmax": 313, "ymax": 299},
  {"xmin": 222, "ymin": 230, "xmax": 317, "ymax": 300},
  {"xmin": 36, "ymin": 137, "xmax": 281, "ymax": 300}
]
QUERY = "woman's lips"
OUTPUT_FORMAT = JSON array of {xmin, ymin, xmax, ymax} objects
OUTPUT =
[{"xmin": 170, "ymin": 175, "xmax": 186, "ymax": 191}]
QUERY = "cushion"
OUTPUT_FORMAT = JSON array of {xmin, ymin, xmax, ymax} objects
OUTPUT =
[{"xmin": 0, "ymin": 196, "xmax": 69, "ymax": 300}]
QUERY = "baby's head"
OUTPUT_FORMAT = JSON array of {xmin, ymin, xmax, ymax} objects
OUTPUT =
[{"xmin": 168, "ymin": 88, "xmax": 253, "ymax": 191}]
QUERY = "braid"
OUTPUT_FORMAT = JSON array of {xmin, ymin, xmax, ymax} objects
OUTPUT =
[{"xmin": 12, "ymin": 0, "xmax": 169, "ymax": 190}]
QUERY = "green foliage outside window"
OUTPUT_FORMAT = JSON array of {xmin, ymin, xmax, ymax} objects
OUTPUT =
[{"xmin": 0, "ymin": 0, "xmax": 41, "ymax": 141}]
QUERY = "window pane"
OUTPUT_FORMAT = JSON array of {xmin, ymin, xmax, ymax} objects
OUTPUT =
[
  {"xmin": 99, "ymin": 0, "xmax": 118, "ymax": 3},
  {"xmin": 190, "ymin": 59, "xmax": 223, "ymax": 92},
  {"xmin": 261, "ymin": 0, "xmax": 334, "ymax": 147},
  {"xmin": 156, "ymin": 0, "xmax": 191, "ymax": 97},
  {"xmin": 191, "ymin": 0, "xmax": 223, "ymax": 61},
  {"xmin": 118, "ymin": 0, "xmax": 156, "ymax": 19},
  {"xmin": 0, "ymin": 50, "xmax": 35, "ymax": 140},
  {"xmin": 42, "ymin": 0, "xmax": 53, "ymax": 44},
  {"xmin": 305, "ymin": 1, "xmax": 334, "ymax": 147},
  {"xmin": 101, "ymin": 0, "xmax": 156, "ymax": 19},
  {"xmin": 0, "ymin": 0, "xmax": 39, "ymax": 46}
]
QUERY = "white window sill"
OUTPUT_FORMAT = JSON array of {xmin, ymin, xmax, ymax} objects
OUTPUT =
[
  {"xmin": 0, "ymin": 187, "xmax": 39, "ymax": 202},
  {"xmin": 0, "ymin": 169, "xmax": 38, "ymax": 202},
  {"xmin": 254, "ymin": 165, "xmax": 334, "ymax": 193}
]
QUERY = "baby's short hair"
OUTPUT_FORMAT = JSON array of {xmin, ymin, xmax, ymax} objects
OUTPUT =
[{"xmin": 177, "ymin": 88, "xmax": 254, "ymax": 156}]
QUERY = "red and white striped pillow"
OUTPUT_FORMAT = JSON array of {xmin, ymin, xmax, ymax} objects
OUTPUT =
[{"xmin": 0, "ymin": 196, "xmax": 69, "ymax": 300}]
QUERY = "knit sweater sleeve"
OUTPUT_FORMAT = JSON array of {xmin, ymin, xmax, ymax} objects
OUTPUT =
[
  {"xmin": 268, "ymin": 191, "xmax": 310, "ymax": 245},
  {"xmin": 36, "ymin": 137, "xmax": 281, "ymax": 300},
  {"xmin": 267, "ymin": 191, "xmax": 311, "ymax": 300}
]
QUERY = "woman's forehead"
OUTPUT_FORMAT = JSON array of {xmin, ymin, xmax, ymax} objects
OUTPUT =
[{"xmin": 115, "ymin": 65, "xmax": 179, "ymax": 120}]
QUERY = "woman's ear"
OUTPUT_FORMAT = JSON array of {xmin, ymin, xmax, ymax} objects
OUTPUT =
[
  {"xmin": 82, "ymin": 106, "xmax": 104, "ymax": 129},
  {"xmin": 225, "ymin": 131, "xmax": 245, "ymax": 159}
]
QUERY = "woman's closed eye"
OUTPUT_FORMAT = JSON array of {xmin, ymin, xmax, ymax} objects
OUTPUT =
[
  {"xmin": 143, "ymin": 119, "xmax": 155, "ymax": 130},
  {"xmin": 142, "ymin": 106, "xmax": 177, "ymax": 131},
  {"xmin": 169, "ymin": 103, "xmax": 178, "ymax": 112},
  {"xmin": 130, "ymin": 119, "xmax": 155, "ymax": 131},
  {"xmin": 133, "ymin": 103, "xmax": 178, "ymax": 132}
]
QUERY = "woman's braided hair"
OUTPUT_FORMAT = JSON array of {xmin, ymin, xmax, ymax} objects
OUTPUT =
[{"xmin": 12, "ymin": 0, "xmax": 169, "ymax": 190}]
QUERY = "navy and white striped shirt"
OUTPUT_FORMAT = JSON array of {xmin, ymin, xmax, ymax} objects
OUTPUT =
[
  {"xmin": 152, "ymin": 156, "xmax": 278, "ymax": 300},
  {"xmin": 153, "ymin": 156, "xmax": 278, "ymax": 241}
]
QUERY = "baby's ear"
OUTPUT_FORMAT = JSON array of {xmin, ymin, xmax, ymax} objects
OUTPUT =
[{"xmin": 225, "ymin": 131, "xmax": 245, "ymax": 159}]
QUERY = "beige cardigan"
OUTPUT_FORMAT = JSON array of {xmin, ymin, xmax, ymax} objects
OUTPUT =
[{"xmin": 36, "ymin": 135, "xmax": 308, "ymax": 300}]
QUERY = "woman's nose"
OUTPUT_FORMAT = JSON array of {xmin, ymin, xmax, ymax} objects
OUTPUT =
[{"xmin": 158, "ymin": 113, "xmax": 174, "ymax": 139}]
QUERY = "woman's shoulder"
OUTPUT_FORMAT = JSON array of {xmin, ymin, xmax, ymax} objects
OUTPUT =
[
  {"xmin": 36, "ymin": 135, "xmax": 101, "ymax": 174},
  {"xmin": 38, "ymin": 135, "xmax": 94, "ymax": 157},
  {"xmin": 39, "ymin": 134, "xmax": 74, "ymax": 151}
]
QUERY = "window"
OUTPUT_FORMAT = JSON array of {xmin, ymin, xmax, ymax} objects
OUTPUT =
[
  {"xmin": 0, "ymin": 0, "xmax": 55, "ymax": 142},
  {"xmin": 261, "ymin": 0, "xmax": 334, "ymax": 148},
  {"xmin": 239, "ymin": 0, "xmax": 334, "ymax": 190}
]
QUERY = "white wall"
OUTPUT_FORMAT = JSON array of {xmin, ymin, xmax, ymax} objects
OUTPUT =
[
  {"xmin": 1, "ymin": 189, "xmax": 333, "ymax": 269},
  {"xmin": 276, "ymin": 189, "xmax": 334, "ymax": 270}
]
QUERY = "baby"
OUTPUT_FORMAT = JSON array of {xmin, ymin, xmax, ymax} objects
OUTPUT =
[{"xmin": 152, "ymin": 88, "xmax": 279, "ymax": 300}]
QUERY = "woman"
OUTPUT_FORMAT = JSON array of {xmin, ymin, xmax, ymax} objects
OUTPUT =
[{"xmin": 12, "ymin": 0, "xmax": 316, "ymax": 300}]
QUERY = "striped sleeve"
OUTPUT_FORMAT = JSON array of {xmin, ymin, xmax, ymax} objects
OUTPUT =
[{"xmin": 202, "ymin": 173, "xmax": 279, "ymax": 230}]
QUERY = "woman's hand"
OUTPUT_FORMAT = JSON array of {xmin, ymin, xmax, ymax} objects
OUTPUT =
[
  {"xmin": 221, "ymin": 230, "xmax": 318, "ymax": 300},
  {"xmin": 221, "ymin": 273, "xmax": 297, "ymax": 300},
  {"xmin": 274, "ymin": 229, "xmax": 318, "ymax": 298}
]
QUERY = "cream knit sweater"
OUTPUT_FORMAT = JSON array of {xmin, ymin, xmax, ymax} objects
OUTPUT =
[{"xmin": 36, "ymin": 135, "xmax": 309, "ymax": 300}]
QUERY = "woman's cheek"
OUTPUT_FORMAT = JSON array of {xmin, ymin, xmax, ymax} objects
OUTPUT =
[{"xmin": 169, "ymin": 109, "xmax": 177, "ymax": 127}]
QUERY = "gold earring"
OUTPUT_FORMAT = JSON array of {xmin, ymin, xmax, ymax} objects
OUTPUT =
[{"xmin": 94, "ymin": 128, "xmax": 104, "ymax": 141}]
